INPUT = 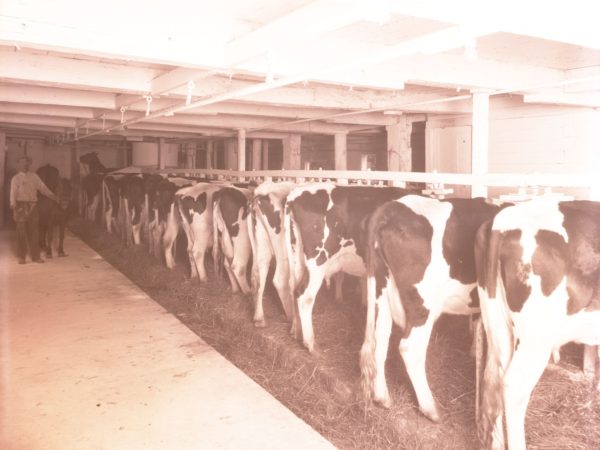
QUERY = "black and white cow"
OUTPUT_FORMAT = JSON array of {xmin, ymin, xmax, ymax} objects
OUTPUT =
[
  {"xmin": 284, "ymin": 183, "xmax": 412, "ymax": 350},
  {"xmin": 359, "ymin": 195, "xmax": 501, "ymax": 423},
  {"xmin": 102, "ymin": 173, "xmax": 122, "ymax": 234},
  {"xmin": 142, "ymin": 173, "xmax": 164, "ymax": 251},
  {"xmin": 158, "ymin": 177, "xmax": 196, "ymax": 267},
  {"xmin": 174, "ymin": 182, "xmax": 227, "ymax": 281},
  {"xmin": 475, "ymin": 199, "xmax": 600, "ymax": 450},
  {"xmin": 248, "ymin": 181, "xmax": 297, "ymax": 327},
  {"xmin": 212, "ymin": 186, "xmax": 253, "ymax": 294},
  {"xmin": 119, "ymin": 174, "xmax": 145, "ymax": 246}
]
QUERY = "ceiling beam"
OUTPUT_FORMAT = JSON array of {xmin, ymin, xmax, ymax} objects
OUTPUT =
[
  {"xmin": 0, "ymin": 50, "xmax": 157, "ymax": 93},
  {"xmin": 0, "ymin": 84, "xmax": 117, "ymax": 109},
  {"xmin": 522, "ymin": 92, "xmax": 600, "ymax": 108}
]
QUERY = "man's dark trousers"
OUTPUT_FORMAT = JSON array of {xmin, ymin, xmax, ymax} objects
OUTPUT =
[{"xmin": 15, "ymin": 203, "xmax": 40, "ymax": 261}]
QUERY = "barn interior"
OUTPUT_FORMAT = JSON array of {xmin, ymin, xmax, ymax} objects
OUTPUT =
[
  {"xmin": 2, "ymin": 1, "xmax": 600, "ymax": 449},
  {"xmin": 2, "ymin": 0, "xmax": 599, "ymax": 223}
]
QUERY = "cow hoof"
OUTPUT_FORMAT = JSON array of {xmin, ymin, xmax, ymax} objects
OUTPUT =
[
  {"xmin": 374, "ymin": 396, "xmax": 392, "ymax": 409},
  {"xmin": 58, "ymin": 252, "xmax": 67, "ymax": 257},
  {"xmin": 253, "ymin": 318, "xmax": 267, "ymax": 328},
  {"xmin": 420, "ymin": 407, "xmax": 441, "ymax": 423},
  {"xmin": 45, "ymin": 253, "xmax": 53, "ymax": 259}
]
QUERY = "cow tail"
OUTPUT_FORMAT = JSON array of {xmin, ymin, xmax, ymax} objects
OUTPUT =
[
  {"xmin": 284, "ymin": 204, "xmax": 303, "ymax": 299},
  {"xmin": 212, "ymin": 199, "xmax": 224, "ymax": 280},
  {"xmin": 360, "ymin": 209, "xmax": 385, "ymax": 404},
  {"xmin": 247, "ymin": 197, "xmax": 260, "ymax": 293},
  {"xmin": 475, "ymin": 220, "xmax": 513, "ymax": 449}
]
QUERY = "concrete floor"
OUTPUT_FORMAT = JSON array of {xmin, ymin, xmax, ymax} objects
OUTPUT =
[{"xmin": 0, "ymin": 231, "xmax": 334, "ymax": 450}]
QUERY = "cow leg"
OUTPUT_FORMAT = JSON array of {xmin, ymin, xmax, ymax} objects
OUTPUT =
[
  {"xmin": 503, "ymin": 340, "xmax": 553, "ymax": 450},
  {"xmin": 223, "ymin": 257, "xmax": 241, "ymax": 293},
  {"xmin": 131, "ymin": 220, "xmax": 142, "ymax": 245},
  {"xmin": 191, "ymin": 230, "xmax": 210, "ymax": 281},
  {"xmin": 296, "ymin": 267, "xmax": 326, "ymax": 353},
  {"xmin": 252, "ymin": 223, "xmax": 273, "ymax": 327},
  {"xmin": 332, "ymin": 273, "xmax": 344, "ymax": 303},
  {"xmin": 399, "ymin": 315, "xmax": 440, "ymax": 422},
  {"xmin": 105, "ymin": 205, "xmax": 113, "ymax": 233},
  {"xmin": 272, "ymin": 248, "xmax": 294, "ymax": 324},
  {"xmin": 163, "ymin": 212, "xmax": 179, "ymax": 269},
  {"xmin": 230, "ymin": 234, "xmax": 252, "ymax": 295},
  {"xmin": 372, "ymin": 292, "xmax": 393, "ymax": 407}
]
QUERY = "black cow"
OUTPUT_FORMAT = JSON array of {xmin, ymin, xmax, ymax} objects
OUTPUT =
[
  {"xmin": 360, "ymin": 195, "xmax": 500, "ymax": 423},
  {"xmin": 118, "ymin": 174, "xmax": 145, "ymax": 246},
  {"xmin": 284, "ymin": 183, "xmax": 412, "ymax": 349},
  {"xmin": 37, "ymin": 164, "xmax": 72, "ymax": 258}
]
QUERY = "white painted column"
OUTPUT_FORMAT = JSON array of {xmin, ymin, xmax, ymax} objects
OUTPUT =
[
  {"xmin": 0, "ymin": 132, "xmax": 6, "ymax": 226},
  {"xmin": 262, "ymin": 140, "xmax": 270, "ymax": 170},
  {"xmin": 251, "ymin": 139, "xmax": 262, "ymax": 170},
  {"xmin": 282, "ymin": 134, "xmax": 301, "ymax": 170},
  {"xmin": 206, "ymin": 140, "xmax": 213, "ymax": 170},
  {"xmin": 237, "ymin": 129, "xmax": 246, "ymax": 172},
  {"xmin": 471, "ymin": 90, "xmax": 490, "ymax": 198}
]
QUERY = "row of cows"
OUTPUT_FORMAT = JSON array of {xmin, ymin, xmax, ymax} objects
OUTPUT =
[{"xmin": 79, "ymin": 152, "xmax": 600, "ymax": 449}]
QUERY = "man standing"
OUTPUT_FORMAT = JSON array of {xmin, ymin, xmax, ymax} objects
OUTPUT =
[{"xmin": 10, "ymin": 156, "xmax": 58, "ymax": 264}]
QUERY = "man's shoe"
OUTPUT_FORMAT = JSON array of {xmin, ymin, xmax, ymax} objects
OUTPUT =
[
  {"xmin": 33, "ymin": 259, "xmax": 45, "ymax": 264},
  {"xmin": 18, "ymin": 258, "xmax": 26, "ymax": 264}
]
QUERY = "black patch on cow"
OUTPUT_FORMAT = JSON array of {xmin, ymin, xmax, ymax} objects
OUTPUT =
[
  {"xmin": 367, "ymin": 201, "xmax": 432, "ymax": 334},
  {"xmin": 179, "ymin": 192, "xmax": 208, "ymax": 224},
  {"xmin": 104, "ymin": 176, "xmax": 121, "ymax": 218},
  {"xmin": 343, "ymin": 240, "xmax": 353, "ymax": 247},
  {"xmin": 468, "ymin": 287, "xmax": 480, "ymax": 308},
  {"xmin": 532, "ymin": 230, "xmax": 567, "ymax": 296},
  {"xmin": 37, "ymin": 164, "xmax": 59, "ymax": 192},
  {"xmin": 120, "ymin": 175, "xmax": 145, "ymax": 225},
  {"xmin": 287, "ymin": 189, "xmax": 330, "ymax": 260},
  {"xmin": 316, "ymin": 250, "xmax": 327, "ymax": 266},
  {"xmin": 559, "ymin": 201, "xmax": 600, "ymax": 314},
  {"xmin": 257, "ymin": 195, "xmax": 282, "ymax": 234},
  {"xmin": 442, "ymin": 198, "xmax": 501, "ymax": 284},
  {"xmin": 216, "ymin": 187, "xmax": 248, "ymax": 238},
  {"xmin": 498, "ymin": 229, "xmax": 532, "ymax": 312}
]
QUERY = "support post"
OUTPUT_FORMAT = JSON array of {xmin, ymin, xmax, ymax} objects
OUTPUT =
[
  {"xmin": 0, "ymin": 132, "xmax": 5, "ymax": 226},
  {"xmin": 262, "ymin": 140, "xmax": 270, "ymax": 170},
  {"xmin": 225, "ymin": 138, "xmax": 237, "ymax": 170},
  {"xmin": 185, "ymin": 143, "xmax": 196, "ymax": 169},
  {"xmin": 334, "ymin": 132, "xmax": 348, "ymax": 184},
  {"xmin": 237, "ymin": 129, "xmax": 246, "ymax": 174},
  {"xmin": 158, "ymin": 138, "xmax": 167, "ymax": 169},
  {"xmin": 386, "ymin": 117, "xmax": 411, "ymax": 172},
  {"xmin": 251, "ymin": 139, "xmax": 262, "ymax": 170},
  {"xmin": 206, "ymin": 140, "xmax": 213, "ymax": 170},
  {"xmin": 471, "ymin": 90, "xmax": 490, "ymax": 198},
  {"xmin": 282, "ymin": 134, "xmax": 301, "ymax": 170}
]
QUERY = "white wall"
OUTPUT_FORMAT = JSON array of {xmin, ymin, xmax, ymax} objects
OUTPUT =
[{"xmin": 426, "ymin": 101, "xmax": 600, "ymax": 199}]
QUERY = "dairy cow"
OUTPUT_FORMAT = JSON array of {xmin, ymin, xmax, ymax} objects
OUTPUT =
[
  {"xmin": 475, "ymin": 199, "xmax": 600, "ymax": 449},
  {"xmin": 119, "ymin": 174, "xmax": 145, "ymax": 246},
  {"xmin": 360, "ymin": 195, "xmax": 501, "ymax": 423},
  {"xmin": 284, "ymin": 183, "xmax": 411, "ymax": 350},
  {"xmin": 174, "ymin": 182, "xmax": 226, "ymax": 280},
  {"xmin": 212, "ymin": 186, "xmax": 253, "ymax": 294},
  {"xmin": 248, "ymin": 182, "xmax": 297, "ymax": 327},
  {"xmin": 158, "ymin": 177, "xmax": 196, "ymax": 266}
]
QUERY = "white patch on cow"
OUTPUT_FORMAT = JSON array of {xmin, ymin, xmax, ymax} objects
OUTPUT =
[
  {"xmin": 493, "ymin": 199, "xmax": 568, "ymax": 242},
  {"xmin": 286, "ymin": 182, "xmax": 335, "ymax": 203}
]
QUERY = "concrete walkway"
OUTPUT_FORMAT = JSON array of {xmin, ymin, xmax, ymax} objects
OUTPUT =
[{"xmin": 0, "ymin": 231, "xmax": 334, "ymax": 450}]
